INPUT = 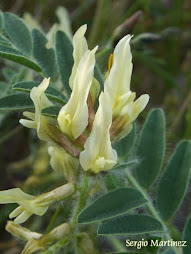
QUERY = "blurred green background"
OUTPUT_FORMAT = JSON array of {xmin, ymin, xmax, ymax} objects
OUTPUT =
[{"xmin": 0, "ymin": 0, "xmax": 191, "ymax": 253}]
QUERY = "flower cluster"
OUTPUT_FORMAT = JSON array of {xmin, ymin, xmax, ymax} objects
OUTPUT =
[
  {"xmin": 20, "ymin": 24, "xmax": 149, "ymax": 174},
  {"xmin": 0, "ymin": 24, "xmax": 149, "ymax": 229}
]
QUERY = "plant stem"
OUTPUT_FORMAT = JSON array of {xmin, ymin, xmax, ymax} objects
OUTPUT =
[
  {"xmin": 71, "ymin": 174, "xmax": 88, "ymax": 231},
  {"xmin": 125, "ymin": 169, "xmax": 180, "ymax": 254}
]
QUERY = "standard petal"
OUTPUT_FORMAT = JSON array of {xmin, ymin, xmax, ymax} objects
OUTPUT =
[
  {"xmin": 69, "ymin": 24, "xmax": 88, "ymax": 89},
  {"xmin": 104, "ymin": 34, "xmax": 133, "ymax": 109},
  {"xmin": 0, "ymin": 188, "xmax": 33, "ymax": 204}
]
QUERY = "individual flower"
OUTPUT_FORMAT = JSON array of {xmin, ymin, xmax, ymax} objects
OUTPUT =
[
  {"xmin": 104, "ymin": 34, "xmax": 149, "ymax": 139},
  {"xmin": 19, "ymin": 78, "xmax": 56, "ymax": 142},
  {"xmin": 0, "ymin": 183, "xmax": 75, "ymax": 224},
  {"xmin": 104, "ymin": 35, "xmax": 133, "ymax": 117},
  {"xmin": 57, "ymin": 46, "xmax": 98, "ymax": 140},
  {"xmin": 80, "ymin": 92, "xmax": 118, "ymax": 173}
]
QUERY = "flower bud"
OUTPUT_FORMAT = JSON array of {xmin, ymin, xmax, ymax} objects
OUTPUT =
[{"xmin": 6, "ymin": 221, "xmax": 42, "ymax": 241}]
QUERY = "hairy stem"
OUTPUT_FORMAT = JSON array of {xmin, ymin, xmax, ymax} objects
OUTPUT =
[
  {"xmin": 125, "ymin": 168, "xmax": 180, "ymax": 254},
  {"xmin": 71, "ymin": 175, "xmax": 88, "ymax": 231}
]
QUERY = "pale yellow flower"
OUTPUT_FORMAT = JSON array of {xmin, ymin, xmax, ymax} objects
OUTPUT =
[
  {"xmin": 19, "ymin": 78, "xmax": 56, "ymax": 142},
  {"xmin": 57, "ymin": 46, "xmax": 98, "ymax": 140},
  {"xmin": 0, "ymin": 184, "xmax": 75, "ymax": 224},
  {"xmin": 80, "ymin": 92, "xmax": 117, "ymax": 173},
  {"xmin": 104, "ymin": 34, "xmax": 149, "ymax": 138}
]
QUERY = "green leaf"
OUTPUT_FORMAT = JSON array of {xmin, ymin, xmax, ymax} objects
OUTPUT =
[
  {"xmin": 0, "ymin": 34, "xmax": 11, "ymax": 46},
  {"xmin": 41, "ymin": 106, "xmax": 61, "ymax": 118},
  {"xmin": 114, "ymin": 124, "xmax": 136, "ymax": 162},
  {"xmin": 78, "ymin": 188, "xmax": 147, "ymax": 224},
  {"xmin": 0, "ymin": 44, "xmax": 42, "ymax": 72},
  {"xmin": 157, "ymin": 140, "xmax": 191, "ymax": 220},
  {"xmin": 3, "ymin": 68, "xmax": 17, "ymax": 82},
  {"xmin": 0, "ymin": 93, "xmax": 34, "ymax": 110},
  {"xmin": 98, "ymin": 214, "xmax": 164, "ymax": 235},
  {"xmin": 32, "ymin": 29, "xmax": 57, "ymax": 78},
  {"xmin": 183, "ymin": 213, "xmax": 191, "ymax": 254},
  {"xmin": 0, "ymin": 82, "xmax": 8, "ymax": 97},
  {"xmin": 55, "ymin": 30, "xmax": 73, "ymax": 98},
  {"xmin": 135, "ymin": 109, "xmax": 165, "ymax": 189},
  {"xmin": 13, "ymin": 81, "xmax": 66, "ymax": 104},
  {"xmin": 104, "ymin": 172, "xmax": 122, "ymax": 191},
  {"xmin": 3, "ymin": 12, "xmax": 32, "ymax": 55}
]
